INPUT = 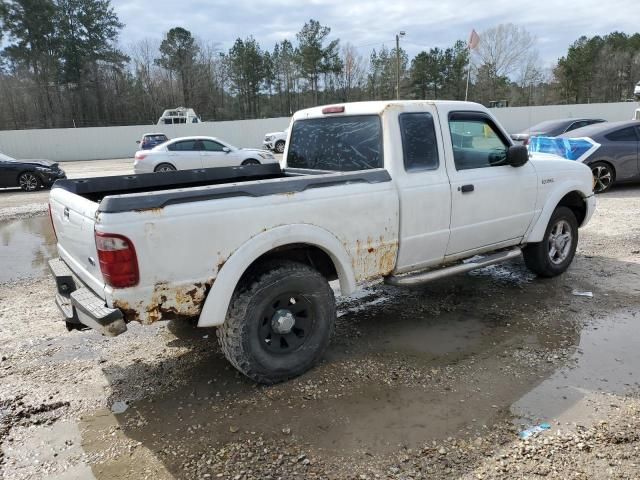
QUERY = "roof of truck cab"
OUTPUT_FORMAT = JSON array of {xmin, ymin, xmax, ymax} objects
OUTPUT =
[{"xmin": 292, "ymin": 100, "xmax": 487, "ymax": 120}]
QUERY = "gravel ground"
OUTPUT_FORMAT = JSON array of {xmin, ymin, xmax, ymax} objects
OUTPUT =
[{"xmin": 0, "ymin": 183, "xmax": 639, "ymax": 479}]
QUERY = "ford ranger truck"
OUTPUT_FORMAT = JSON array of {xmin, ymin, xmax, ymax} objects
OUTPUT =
[{"xmin": 48, "ymin": 101, "xmax": 596, "ymax": 384}]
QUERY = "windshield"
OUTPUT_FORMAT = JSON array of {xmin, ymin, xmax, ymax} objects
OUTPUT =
[{"xmin": 287, "ymin": 115, "xmax": 383, "ymax": 171}]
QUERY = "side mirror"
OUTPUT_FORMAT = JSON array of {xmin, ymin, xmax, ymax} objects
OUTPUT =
[
  {"xmin": 507, "ymin": 145, "xmax": 529, "ymax": 167},
  {"xmin": 136, "ymin": 140, "xmax": 141, "ymax": 144},
  {"xmin": 222, "ymin": 147, "xmax": 231, "ymax": 153}
]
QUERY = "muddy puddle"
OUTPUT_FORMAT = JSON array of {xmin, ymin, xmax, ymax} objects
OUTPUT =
[
  {"xmin": 0, "ymin": 216, "xmax": 56, "ymax": 282},
  {"xmin": 76, "ymin": 267, "xmax": 589, "ymax": 476},
  {"xmin": 513, "ymin": 308, "xmax": 640, "ymax": 424}
]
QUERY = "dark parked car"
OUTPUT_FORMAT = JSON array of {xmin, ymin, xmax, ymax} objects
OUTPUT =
[
  {"xmin": 0, "ymin": 152, "xmax": 66, "ymax": 191},
  {"xmin": 559, "ymin": 120, "xmax": 640, "ymax": 193},
  {"xmin": 511, "ymin": 118, "xmax": 606, "ymax": 145},
  {"xmin": 137, "ymin": 133, "xmax": 169, "ymax": 150}
]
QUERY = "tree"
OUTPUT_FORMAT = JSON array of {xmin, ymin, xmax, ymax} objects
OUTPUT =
[
  {"xmin": 296, "ymin": 19, "xmax": 340, "ymax": 104},
  {"xmin": 475, "ymin": 24, "xmax": 538, "ymax": 101},
  {"xmin": 337, "ymin": 43, "xmax": 366, "ymax": 101},
  {"xmin": 226, "ymin": 36, "xmax": 266, "ymax": 118},
  {"xmin": 155, "ymin": 27, "xmax": 199, "ymax": 105}
]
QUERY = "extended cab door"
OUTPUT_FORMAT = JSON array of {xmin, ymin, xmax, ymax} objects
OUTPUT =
[
  {"xmin": 392, "ymin": 107, "xmax": 452, "ymax": 273},
  {"xmin": 443, "ymin": 110, "xmax": 537, "ymax": 256}
]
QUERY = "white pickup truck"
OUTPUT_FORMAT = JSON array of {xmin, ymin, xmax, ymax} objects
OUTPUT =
[{"xmin": 48, "ymin": 100, "xmax": 595, "ymax": 384}]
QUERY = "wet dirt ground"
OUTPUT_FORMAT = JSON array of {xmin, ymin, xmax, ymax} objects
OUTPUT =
[{"xmin": 0, "ymin": 184, "xmax": 639, "ymax": 479}]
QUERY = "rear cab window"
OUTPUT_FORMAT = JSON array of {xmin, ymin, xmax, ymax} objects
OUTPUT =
[
  {"xmin": 399, "ymin": 112, "xmax": 439, "ymax": 172},
  {"xmin": 286, "ymin": 115, "xmax": 383, "ymax": 171}
]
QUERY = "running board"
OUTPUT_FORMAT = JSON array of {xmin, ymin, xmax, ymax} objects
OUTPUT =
[{"xmin": 384, "ymin": 248, "xmax": 522, "ymax": 287}]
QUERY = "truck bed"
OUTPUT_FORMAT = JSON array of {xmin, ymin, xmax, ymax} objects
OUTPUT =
[{"xmin": 52, "ymin": 163, "xmax": 391, "ymax": 213}]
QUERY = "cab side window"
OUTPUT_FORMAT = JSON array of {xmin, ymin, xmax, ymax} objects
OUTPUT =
[
  {"xmin": 448, "ymin": 112, "xmax": 509, "ymax": 170},
  {"xmin": 399, "ymin": 112, "xmax": 439, "ymax": 172},
  {"xmin": 168, "ymin": 140, "xmax": 200, "ymax": 151}
]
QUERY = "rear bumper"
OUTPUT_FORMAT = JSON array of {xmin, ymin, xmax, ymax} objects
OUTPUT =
[{"xmin": 48, "ymin": 258, "xmax": 127, "ymax": 336}]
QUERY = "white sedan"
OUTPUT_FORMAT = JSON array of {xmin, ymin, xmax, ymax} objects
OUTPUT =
[{"xmin": 133, "ymin": 136, "xmax": 277, "ymax": 173}]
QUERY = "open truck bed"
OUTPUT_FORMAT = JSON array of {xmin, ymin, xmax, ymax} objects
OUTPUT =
[{"xmin": 52, "ymin": 163, "xmax": 390, "ymax": 213}]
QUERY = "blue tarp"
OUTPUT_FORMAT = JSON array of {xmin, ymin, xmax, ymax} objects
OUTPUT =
[{"xmin": 528, "ymin": 136, "xmax": 599, "ymax": 162}]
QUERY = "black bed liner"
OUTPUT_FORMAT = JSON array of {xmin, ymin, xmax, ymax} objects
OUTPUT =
[{"xmin": 52, "ymin": 163, "xmax": 392, "ymax": 214}]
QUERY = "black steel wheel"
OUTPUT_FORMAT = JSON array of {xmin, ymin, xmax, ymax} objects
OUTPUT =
[
  {"xmin": 217, "ymin": 260, "xmax": 335, "ymax": 384},
  {"xmin": 18, "ymin": 172, "xmax": 41, "ymax": 191}
]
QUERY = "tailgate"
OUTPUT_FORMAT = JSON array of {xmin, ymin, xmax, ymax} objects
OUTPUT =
[{"xmin": 50, "ymin": 188, "xmax": 105, "ymax": 298}]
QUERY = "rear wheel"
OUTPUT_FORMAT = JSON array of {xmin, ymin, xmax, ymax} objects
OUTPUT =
[
  {"xmin": 154, "ymin": 163, "xmax": 176, "ymax": 172},
  {"xmin": 242, "ymin": 159, "xmax": 260, "ymax": 166},
  {"xmin": 274, "ymin": 141, "xmax": 285, "ymax": 154},
  {"xmin": 590, "ymin": 161, "xmax": 614, "ymax": 193},
  {"xmin": 18, "ymin": 172, "xmax": 41, "ymax": 191},
  {"xmin": 523, "ymin": 206, "xmax": 579, "ymax": 277},
  {"xmin": 217, "ymin": 260, "xmax": 336, "ymax": 384}
]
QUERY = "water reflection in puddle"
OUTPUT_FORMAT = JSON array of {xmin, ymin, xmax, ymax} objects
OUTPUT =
[
  {"xmin": 512, "ymin": 310, "xmax": 640, "ymax": 424},
  {"xmin": 0, "ymin": 216, "xmax": 56, "ymax": 282}
]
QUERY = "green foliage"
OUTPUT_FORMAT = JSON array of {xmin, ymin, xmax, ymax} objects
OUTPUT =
[
  {"xmin": 0, "ymin": 13, "xmax": 639, "ymax": 128},
  {"xmin": 296, "ymin": 19, "xmax": 341, "ymax": 101},
  {"xmin": 556, "ymin": 32, "xmax": 640, "ymax": 103}
]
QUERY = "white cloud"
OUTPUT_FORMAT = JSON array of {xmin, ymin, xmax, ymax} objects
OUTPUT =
[{"xmin": 112, "ymin": 0, "xmax": 640, "ymax": 66}]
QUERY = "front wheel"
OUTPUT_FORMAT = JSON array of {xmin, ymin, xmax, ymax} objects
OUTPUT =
[
  {"xmin": 523, "ymin": 206, "xmax": 578, "ymax": 277},
  {"xmin": 274, "ymin": 141, "xmax": 285, "ymax": 154},
  {"xmin": 154, "ymin": 163, "xmax": 176, "ymax": 173},
  {"xmin": 18, "ymin": 172, "xmax": 41, "ymax": 192},
  {"xmin": 217, "ymin": 260, "xmax": 336, "ymax": 384}
]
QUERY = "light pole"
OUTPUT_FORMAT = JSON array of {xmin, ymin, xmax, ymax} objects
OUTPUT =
[{"xmin": 396, "ymin": 31, "xmax": 405, "ymax": 100}]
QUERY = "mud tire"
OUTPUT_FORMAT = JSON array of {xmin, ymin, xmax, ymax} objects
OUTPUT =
[{"xmin": 217, "ymin": 260, "xmax": 335, "ymax": 384}]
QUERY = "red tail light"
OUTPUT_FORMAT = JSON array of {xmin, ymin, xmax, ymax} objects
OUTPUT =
[
  {"xmin": 95, "ymin": 232, "xmax": 139, "ymax": 288},
  {"xmin": 322, "ymin": 105, "xmax": 345, "ymax": 114},
  {"xmin": 48, "ymin": 203, "xmax": 57, "ymax": 241},
  {"xmin": 135, "ymin": 152, "xmax": 147, "ymax": 160}
]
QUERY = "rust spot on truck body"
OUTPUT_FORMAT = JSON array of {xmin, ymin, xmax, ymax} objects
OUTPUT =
[
  {"xmin": 112, "ymin": 279, "xmax": 214, "ymax": 325},
  {"xmin": 112, "ymin": 300, "xmax": 140, "ymax": 322},
  {"xmin": 352, "ymin": 235, "xmax": 398, "ymax": 281}
]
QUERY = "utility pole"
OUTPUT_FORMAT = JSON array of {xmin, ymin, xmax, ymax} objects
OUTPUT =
[{"xmin": 396, "ymin": 31, "xmax": 405, "ymax": 100}]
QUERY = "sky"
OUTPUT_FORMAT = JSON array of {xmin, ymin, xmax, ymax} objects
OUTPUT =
[{"xmin": 112, "ymin": 0, "xmax": 639, "ymax": 67}]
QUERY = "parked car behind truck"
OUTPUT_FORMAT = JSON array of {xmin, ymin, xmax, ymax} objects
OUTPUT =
[
  {"xmin": 49, "ymin": 100, "xmax": 595, "ymax": 384},
  {"xmin": 134, "ymin": 136, "xmax": 277, "ymax": 173}
]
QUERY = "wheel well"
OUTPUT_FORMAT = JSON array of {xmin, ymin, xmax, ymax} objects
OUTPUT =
[
  {"xmin": 557, "ymin": 191, "xmax": 587, "ymax": 226},
  {"xmin": 239, "ymin": 244, "xmax": 338, "ymax": 287},
  {"xmin": 154, "ymin": 162, "xmax": 175, "ymax": 171},
  {"xmin": 242, "ymin": 158, "xmax": 260, "ymax": 165}
]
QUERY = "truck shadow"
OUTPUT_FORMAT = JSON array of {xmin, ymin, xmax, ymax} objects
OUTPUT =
[{"xmin": 81, "ymin": 254, "xmax": 640, "ymax": 478}]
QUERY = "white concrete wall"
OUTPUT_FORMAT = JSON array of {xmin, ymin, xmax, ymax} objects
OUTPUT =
[
  {"xmin": 490, "ymin": 102, "xmax": 637, "ymax": 133},
  {"xmin": 0, "ymin": 102, "xmax": 637, "ymax": 162},
  {"xmin": 0, "ymin": 117, "xmax": 291, "ymax": 162}
]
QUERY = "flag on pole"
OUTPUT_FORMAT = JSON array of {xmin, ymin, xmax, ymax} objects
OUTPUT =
[{"xmin": 468, "ymin": 29, "xmax": 480, "ymax": 50}]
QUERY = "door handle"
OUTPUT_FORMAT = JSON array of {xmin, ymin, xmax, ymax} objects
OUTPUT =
[
  {"xmin": 63, "ymin": 207, "xmax": 70, "ymax": 219},
  {"xmin": 459, "ymin": 184, "xmax": 475, "ymax": 193}
]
